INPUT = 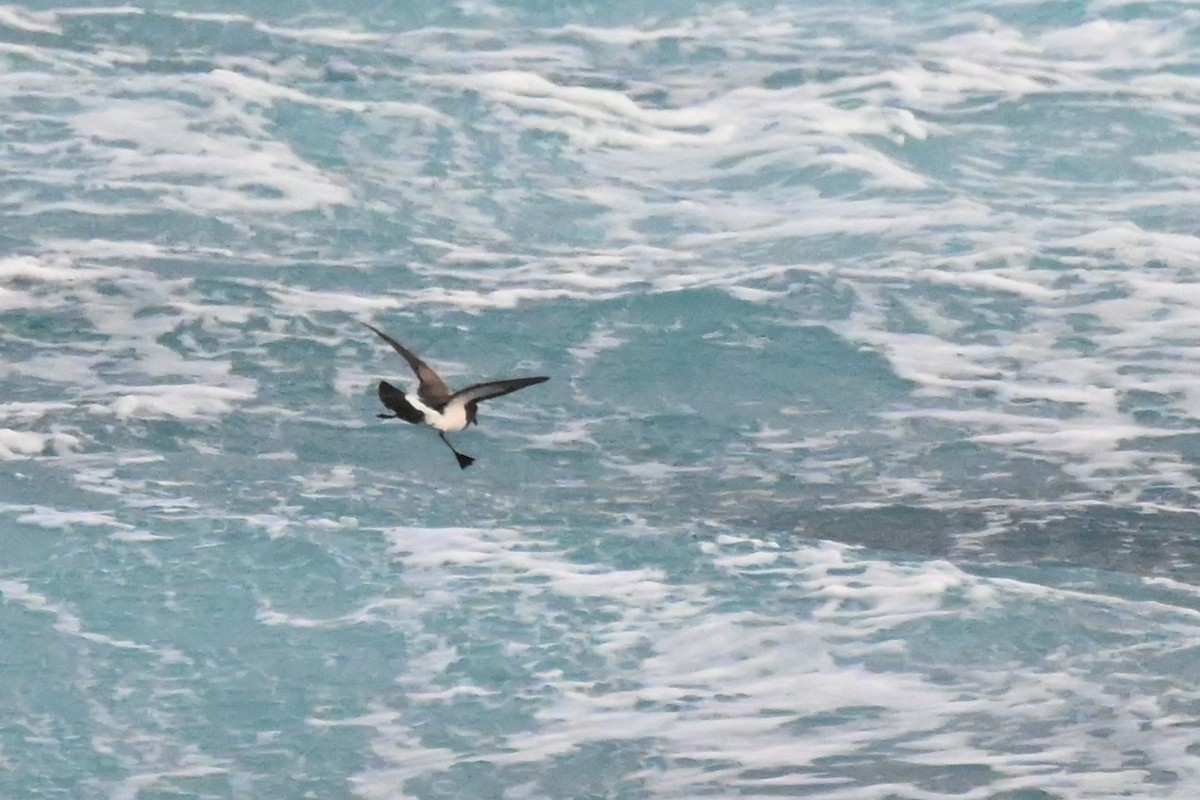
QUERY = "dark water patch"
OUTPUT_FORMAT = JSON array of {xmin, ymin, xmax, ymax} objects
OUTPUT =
[{"xmin": 772, "ymin": 501, "xmax": 1200, "ymax": 583}]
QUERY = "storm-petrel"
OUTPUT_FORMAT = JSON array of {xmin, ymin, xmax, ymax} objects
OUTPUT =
[{"xmin": 364, "ymin": 323, "xmax": 549, "ymax": 469}]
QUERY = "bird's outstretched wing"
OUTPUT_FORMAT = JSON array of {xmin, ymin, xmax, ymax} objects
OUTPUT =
[
  {"xmin": 364, "ymin": 323, "xmax": 452, "ymax": 406},
  {"xmin": 377, "ymin": 381, "xmax": 426, "ymax": 424},
  {"xmin": 450, "ymin": 376, "xmax": 549, "ymax": 406}
]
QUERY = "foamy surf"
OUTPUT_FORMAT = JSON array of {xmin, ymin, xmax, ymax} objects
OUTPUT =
[{"xmin": 2, "ymin": 0, "xmax": 1200, "ymax": 797}]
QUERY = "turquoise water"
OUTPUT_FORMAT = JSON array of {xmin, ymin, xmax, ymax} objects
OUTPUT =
[{"xmin": 2, "ymin": 1, "xmax": 1200, "ymax": 798}]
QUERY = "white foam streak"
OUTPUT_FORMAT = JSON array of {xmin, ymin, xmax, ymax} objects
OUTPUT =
[
  {"xmin": 204, "ymin": 69, "xmax": 448, "ymax": 124},
  {"xmin": 557, "ymin": 10, "xmax": 796, "ymax": 48},
  {"xmin": 0, "ymin": 579, "xmax": 156, "ymax": 652},
  {"xmin": 0, "ymin": 254, "xmax": 134, "ymax": 283},
  {"xmin": 68, "ymin": 96, "xmax": 353, "ymax": 214},
  {"xmin": 0, "ymin": 429, "xmax": 81, "ymax": 459},
  {"xmin": 1037, "ymin": 18, "xmax": 1184, "ymax": 60},
  {"xmin": 54, "ymin": 6, "xmax": 144, "ymax": 17},
  {"xmin": 386, "ymin": 525, "xmax": 671, "ymax": 603},
  {"xmin": 0, "ymin": 6, "xmax": 61, "ymax": 34},
  {"xmin": 103, "ymin": 384, "xmax": 256, "ymax": 421},
  {"xmin": 452, "ymin": 69, "xmax": 732, "ymax": 149},
  {"xmin": 917, "ymin": 268, "xmax": 1063, "ymax": 301},
  {"xmin": 254, "ymin": 22, "xmax": 389, "ymax": 47},
  {"xmin": 470, "ymin": 70, "xmax": 713, "ymax": 130},
  {"xmin": 12, "ymin": 506, "xmax": 127, "ymax": 529}
]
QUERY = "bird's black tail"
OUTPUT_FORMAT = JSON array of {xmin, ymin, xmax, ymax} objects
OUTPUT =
[{"xmin": 438, "ymin": 433, "xmax": 475, "ymax": 469}]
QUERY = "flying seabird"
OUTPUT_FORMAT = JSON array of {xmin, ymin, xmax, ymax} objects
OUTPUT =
[{"xmin": 364, "ymin": 323, "xmax": 549, "ymax": 469}]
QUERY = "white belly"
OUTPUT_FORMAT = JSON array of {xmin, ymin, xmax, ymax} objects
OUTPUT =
[
  {"xmin": 410, "ymin": 395, "xmax": 469, "ymax": 433},
  {"xmin": 432, "ymin": 402, "xmax": 468, "ymax": 433}
]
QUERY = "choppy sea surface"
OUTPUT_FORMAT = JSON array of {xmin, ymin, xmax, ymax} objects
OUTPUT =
[{"xmin": 3, "ymin": 1, "xmax": 1200, "ymax": 797}]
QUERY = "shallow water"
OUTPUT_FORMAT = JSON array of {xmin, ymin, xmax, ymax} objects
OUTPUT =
[{"xmin": 2, "ymin": 1, "xmax": 1200, "ymax": 798}]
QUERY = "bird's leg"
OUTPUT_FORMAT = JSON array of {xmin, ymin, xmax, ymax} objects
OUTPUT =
[
  {"xmin": 439, "ymin": 433, "xmax": 476, "ymax": 470},
  {"xmin": 376, "ymin": 413, "xmax": 397, "ymax": 419}
]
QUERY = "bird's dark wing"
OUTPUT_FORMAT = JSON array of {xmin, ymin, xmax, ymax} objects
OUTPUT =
[
  {"xmin": 377, "ymin": 381, "xmax": 426, "ymax": 424},
  {"xmin": 449, "ymin": 376, "xmax": 549, "ymax": 406},
  {"xmin": 364, "ymin": 323, "xmax": 452, "ymax": 405}
]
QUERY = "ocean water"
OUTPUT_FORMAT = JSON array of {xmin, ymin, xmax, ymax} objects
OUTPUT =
[{"xmin": 2, "ymin": 0, "xmax": 1200, "ymax": 797}]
